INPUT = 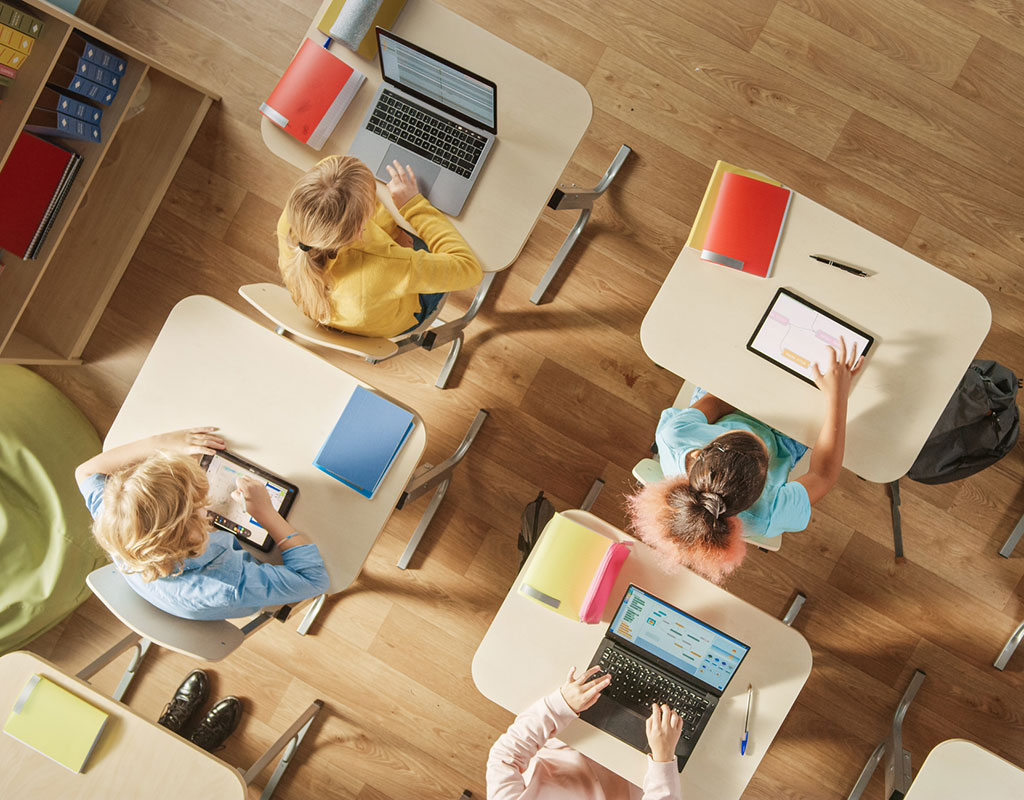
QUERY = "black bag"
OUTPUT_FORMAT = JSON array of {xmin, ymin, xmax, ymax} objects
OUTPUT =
[
  {"xmin": 907, "ymin": 360, "xmax": 1021, "ymax": 484},
  {"xmin": 518, "ymin": 490, "xmax": 555, "ymax": 569}
]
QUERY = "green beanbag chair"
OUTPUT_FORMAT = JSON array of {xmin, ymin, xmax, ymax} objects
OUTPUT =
[{"xmin": 0, "ymin": 365, "xmax": 107, "ymax": 654}]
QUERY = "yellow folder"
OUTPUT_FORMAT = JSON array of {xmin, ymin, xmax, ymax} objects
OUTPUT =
[
  {"xmin": 3, "ymin": 674, "xmax": 109, "ymax": 773},
  {"xmin": 518, "ymin": 513, "xmax": 615, "ymax": 620},
  {"xmin": 685, "ymin": 160, "xmax": 781, "ymax": 251}
]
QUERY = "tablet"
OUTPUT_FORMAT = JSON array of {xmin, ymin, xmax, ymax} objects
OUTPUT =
[
  {"xmin": 199, "ymin": 450, "xmax": 298, "ymax": 552},
  {"xmin": 747, "ymin": 288, "xmax": 873, "ymax": 387}
]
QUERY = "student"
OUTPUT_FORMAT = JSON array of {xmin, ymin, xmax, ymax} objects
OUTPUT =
[
  {"xmin": 628, "ymin": 340, "xmax": 863, "ymax": 582},
  {"xmin": 75, "ymin": 427, "xmax": 329, "ymax": 621},
  {"xmin": 487, "ymin": 666, "xmax": 683, "ymax": 800},
  {"xmin": 276, "ymin": 155, "xmax": 483, "ymax": 338}
]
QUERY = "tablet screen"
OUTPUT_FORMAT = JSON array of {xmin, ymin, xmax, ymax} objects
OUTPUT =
[
  {"xmin": 202, "ymin": 451, "xmax": 296, "ymax": 550},
  {"xmin": 747, "ymin": 289, "xmax": 873, "ymax": 386}
]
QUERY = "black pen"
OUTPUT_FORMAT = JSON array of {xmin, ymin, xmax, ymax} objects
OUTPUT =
[{"xmin": 809, "ymin": 254, "xmax": 868, "ymax": 277}]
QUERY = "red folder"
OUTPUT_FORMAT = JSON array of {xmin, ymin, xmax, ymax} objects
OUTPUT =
[
  {"xmin": 259, "ymin": 38, "xmax": 365, "ymax": 150},
  {"xmin": 700, "ymin": 171, "xmax": 793, "ymax": 278},
  {"xmin": 0, "ymin": 132, "xmax": 77, "ymax": 259}
]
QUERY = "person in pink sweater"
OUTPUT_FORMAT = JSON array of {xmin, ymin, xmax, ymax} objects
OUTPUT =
[{"xmin": 487, "ymin": 666, "xmax": 684, "ymax": 800}]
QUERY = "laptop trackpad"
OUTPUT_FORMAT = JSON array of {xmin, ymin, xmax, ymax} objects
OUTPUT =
[{"xmin": 377, "ymin": 145, "xmax": 442, "ymax": 196}]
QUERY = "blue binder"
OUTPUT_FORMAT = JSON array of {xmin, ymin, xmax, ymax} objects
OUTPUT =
[{"xmin": 314, "ymin": 386, "xmax": 415, "ymax": 498}]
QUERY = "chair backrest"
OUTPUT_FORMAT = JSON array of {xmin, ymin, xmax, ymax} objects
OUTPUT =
[
  {"xmin": 86, "ymin": 564, "xmax": 244, "ymax": 662},
  {"xmin": 238, "ymin": 283, "xmax": 398, "ymax": 359}
]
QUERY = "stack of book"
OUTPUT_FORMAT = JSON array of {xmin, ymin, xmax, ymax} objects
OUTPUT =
[
  {"xmin": 0, "ymin": 131, "xmax": 83, "ymax": 260},
  {"xmin": 49, "ymin": 32, "xmax": 126, "ymax": 109},
  {"xmin": 0, "ymin": 2, "xmax": 45, "ymax": 89}
]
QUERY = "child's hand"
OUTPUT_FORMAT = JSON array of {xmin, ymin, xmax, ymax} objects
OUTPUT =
[
  {"xmin": 156, "ymin": 427, "xmax": 225, "ymax": 456},
  {"xmin": 559, "ymin": 666, "xmax": 611, "ymax": 714},
  {"xmin": 646, "ymin": 703, "xmax": 683, "ymax": 763},
  {"xmin": 812, "ymin": 338, "xmax": 863, "ymax": 401},
  {"xmin": 232, "ymin": 475, "xmax": 274, "ymax": 522},
  {"xmin": 385, "ymin": 160, "xmax": 420, "ymax": 208}
]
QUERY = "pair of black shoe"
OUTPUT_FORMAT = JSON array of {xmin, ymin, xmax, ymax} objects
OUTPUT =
[{"xmin": 157, "ymin": 669, "xmax": 242, "ymax": 752}]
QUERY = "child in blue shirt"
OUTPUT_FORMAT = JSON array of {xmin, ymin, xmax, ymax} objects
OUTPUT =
[
  {"xmin": 628, "ymin": 340, "xmax": 863, "ymax": 582},
  {"xmin": 76, "ymin": 427, "xmax": 329, "ymax": 621}
]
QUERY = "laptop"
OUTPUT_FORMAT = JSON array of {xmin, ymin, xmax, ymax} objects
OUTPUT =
[
  {"xmin": 347, "ymin": 28, "xmax": 497, "ymax": 216},
  {"xmin": 580, "ymin": 585, "xmax": 751, "ymax": 769}
]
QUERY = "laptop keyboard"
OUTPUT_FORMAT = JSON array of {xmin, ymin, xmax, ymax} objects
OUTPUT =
[
  {"xmin": 598, "ymin": 646, "xmax": 710, "ymax": 741},
  {"xmin": 368, "ymin": 89, "xmax": 488, "ymax": 178}
]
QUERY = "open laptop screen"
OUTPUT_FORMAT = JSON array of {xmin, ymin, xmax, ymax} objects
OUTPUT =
[
  {"xmin": 608, "ymin": 585, "xmax": 750, "ymax": 692},
  {"xmin": 377, "ymin": 29, "xmax": 497, "ymax": 133}
]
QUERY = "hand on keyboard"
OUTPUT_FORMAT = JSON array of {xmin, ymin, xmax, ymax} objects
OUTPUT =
[
  {"xmin": 560, "ymin": 665, "xmax": 612, "ymax": 714},
  {"xmin": 646, "ymin": 703, "xmax": 683, "ymax": 763}
]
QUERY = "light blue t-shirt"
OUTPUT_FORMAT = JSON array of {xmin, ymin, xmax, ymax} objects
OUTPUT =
[
  {"xmin": 656, "ymin": 407, "xmax": 811, "ymax": 538},
  {"xmin": 78, "ymin": 472, "xmax": 329, "ymax": 620}
]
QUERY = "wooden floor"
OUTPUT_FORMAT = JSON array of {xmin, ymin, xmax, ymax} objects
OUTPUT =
[{"xmin": 25, "ymin": 0, "xmax": 1024, "ymax": 797}]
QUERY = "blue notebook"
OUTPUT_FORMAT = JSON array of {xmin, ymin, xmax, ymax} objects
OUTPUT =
[{"xmin": 314, "ymin": 386, "xmax": 415, "ymax": 498}]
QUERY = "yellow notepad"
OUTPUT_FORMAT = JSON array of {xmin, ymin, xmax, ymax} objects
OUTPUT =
[
  {"xmin": 317, "ymin": 0, "xmax": 407, "ymax": 60},
  {"xmin": 685, "ymin": 160, "xmax": 782, "ymax": 251},
  {"xmin": 3, "ymin": 674, "xmax": 109, "ymax": 772},
  {"xmin": 518, "ymin": 513, "xmax": 615, "ymax": 620}
]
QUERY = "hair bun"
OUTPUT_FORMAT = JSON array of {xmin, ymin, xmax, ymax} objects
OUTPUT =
[{"xmin": 698, "ymin": 491, "xmax": 726, "ymax": 520}]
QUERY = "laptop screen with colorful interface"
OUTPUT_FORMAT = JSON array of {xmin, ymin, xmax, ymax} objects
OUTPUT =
[{"xmin": 608, "ymin": 585, "xmax": 750, "ymax": 692}]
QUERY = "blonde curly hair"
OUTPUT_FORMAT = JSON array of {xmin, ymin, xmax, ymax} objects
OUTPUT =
[{"xmin": 92, "ymin": 452, "xmax": 211, "ymax": 582}]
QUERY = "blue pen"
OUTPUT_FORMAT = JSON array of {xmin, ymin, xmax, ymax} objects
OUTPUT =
[
  {"xmin": 323, "ymin": 37, "xmax": 333, "ymax": 49},
  {"xmin": 740, "ymin": 684, "xmax": 752, "ymax": 755}
]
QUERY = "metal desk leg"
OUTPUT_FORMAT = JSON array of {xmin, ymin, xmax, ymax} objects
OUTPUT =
[
  {"xmin": 76, "ymin": 631, "xmax": 152, "ymax": 702},
  {"xmin": 847, "ymin": 669, "xmax": 925, "ymax": 800},
  {"xmin": 530, "ymin": 145, "xmax": 632, "ymax": 305},
  {"xmin": 889, "ymin": 480, "xmax": 904, "ymax": 560},
  {"xmin": 995, "ymin": 620, "xmax": 1024, "ymax": 670},
  {"xmin": 580, "ymin": 479, "xmax": 604, "ymax": 511},
  {"xmin": 999, "ymin": 512, "xmax": 1024, "ymax": 558},
  {"xmin": 781, "ymin": 593, "xmax": 806, "ymax": 626},
  {"xmin": 242, "ymin": 699, "xmax": 323, "ymax": 800},
  {"xmin": 395, "ymin": 409, "xmax": 489, "ymax": 568}
]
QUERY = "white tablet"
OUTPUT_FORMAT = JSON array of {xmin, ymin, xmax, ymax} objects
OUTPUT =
[{"xmin": 747, "ymin": 288, "xmax": 873, "ymax": 387}]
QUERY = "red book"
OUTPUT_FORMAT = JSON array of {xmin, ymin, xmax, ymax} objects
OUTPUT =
[
  {"xmin": 700, "ymin": 171, "xmax": 793, "ymax": 278},
  {"xmin": 259, "ymin": 38, "xmax": 365, "ymax": 150},
  {"xmin": 0, "ymin": 63, "xmax": 16, "ymax": 80},
  {"xmin": 0, "ymin": 132, "xmax": 81, "ymax": 259}
]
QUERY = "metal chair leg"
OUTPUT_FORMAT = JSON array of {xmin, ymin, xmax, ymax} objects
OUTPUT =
[
  {"xmin": 530, "ymin": 144, "xmax": 632, "ymax": 304},
  {"xmin": 889, "ymin": 480, "xmax": 904, "ymax": 560},
  {"xmin": 995, "ymin": 620, "xmax": 1024, "ymax": 670},
  {"xmin": 296, "ymin": 594, "xmax": 327, "ymax": 636},
  {"xmin": 242, "ymin": 699, "xmax": 324, "ymax": 800},
  {"xmin": 999, "ymin": 512, "xmax": 1024, "ymax": 558},
  {"xmin": 580, "ymin": 479, "xmax": 604, "ymax": 511},
  {"xmin": 781, "ymin": 593, "xmax": 806, "ymax": 626}
]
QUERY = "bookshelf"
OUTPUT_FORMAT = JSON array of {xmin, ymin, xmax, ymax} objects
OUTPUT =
[{"xmin": 0, "ymin": 0, "xmax": 219, "ymax": 364}]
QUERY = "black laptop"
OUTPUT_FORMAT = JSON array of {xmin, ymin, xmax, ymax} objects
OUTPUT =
[{"xmin": 580, "ymin": 585, "xmax": 751, "ymax": 769}]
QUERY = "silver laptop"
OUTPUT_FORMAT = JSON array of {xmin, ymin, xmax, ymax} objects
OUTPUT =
[{"xmin": 348, "ymin": 28, "xmax": 497, "ymax": 216}]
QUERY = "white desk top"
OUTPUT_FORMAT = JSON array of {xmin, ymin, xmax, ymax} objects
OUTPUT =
[
  {"xmin": 104, "ymin": 295, "xmax": 426, "ymax": 594},
  {"xmin": 261, "ymin": 0, "xmax": 593, "ymax": 272},
  {"xmin": 472, "ymin": 510, "xmax": 812, "ymax": 799},
  {"xmin": 641, "ymin": 191, "xmax": 991, "ymax": 483},
  {"xmin": 0, "ymin": 652, "xmax": 245, "ymax": 799},
  {"xmin": 905, "ymin": 740, "xmax": 1024, "ymax": 799}
]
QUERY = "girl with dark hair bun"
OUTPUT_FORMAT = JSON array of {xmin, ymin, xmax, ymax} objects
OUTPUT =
[{"xmin": 628, "ymin": 339, "xmax": 863, "ymax": 582}]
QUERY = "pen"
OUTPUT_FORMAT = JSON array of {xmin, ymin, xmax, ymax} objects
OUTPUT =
[
  {"xmin": 740, "ymin": 684, "xmax": 752, "ymax": 755},
  {"xmin": 810, "ymin": 254, "xmax": 869, "ymax": 278}
]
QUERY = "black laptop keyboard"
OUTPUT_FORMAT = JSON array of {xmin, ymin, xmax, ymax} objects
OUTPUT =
[
  {"xmin": 367, "ymin": 89, "xmax": 487, "ymax": 178},
  {"xmin": 598, "ymin": 646, "xmax": 710, "ymax": 741}
]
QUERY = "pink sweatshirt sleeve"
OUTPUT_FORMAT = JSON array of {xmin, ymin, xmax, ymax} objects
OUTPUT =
[
  {"xmin": 642, "ymin": 759, "xmax": 682, "ymax": 800},
  {"xmin": 486, "ymin": 690, "xmax": 577, "ymax": 800}
]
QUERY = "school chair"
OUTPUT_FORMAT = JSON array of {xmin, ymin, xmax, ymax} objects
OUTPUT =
[
  {"xmin": 631, "ymin": 380, "xmax": 811, "ymax": 552},
  {"xmin": 79, "ymin": 563, "xmax": 322, "ymax": 800},
  {"xmin": 995, "ymin": 620, "xmax": 1024, "ymax": 670},
  {"xmin": 239, "ymin": 278, "xmax": 494, "ymax": 389}
]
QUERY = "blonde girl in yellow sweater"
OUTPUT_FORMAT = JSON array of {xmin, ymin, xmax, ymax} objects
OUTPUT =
[{"xmin": 277, "ymin": 155, "xmax": 483, "ymax": 338}]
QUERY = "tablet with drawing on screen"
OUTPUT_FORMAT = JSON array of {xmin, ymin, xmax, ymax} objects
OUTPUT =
[
  {"xmin": 747, "ymin": 288, "xmax": 873, "ymax": 387},
  {"xmin": 199, "ymin": 450, "xmax": 298, "ymax": 552}
]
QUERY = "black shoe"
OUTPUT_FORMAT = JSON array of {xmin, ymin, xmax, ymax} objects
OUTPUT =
[
  {"xmin": 189, "ymin": 696, "xmax": 242, "ymax": 752},
  {"xmin": 157, "ymin": 669, "xmax": 210, "ymax": 734}
]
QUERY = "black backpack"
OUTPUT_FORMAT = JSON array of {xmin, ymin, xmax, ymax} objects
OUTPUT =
[
  {"xmin": 907, "ymin": 360, "xmax": 1021, "ymax": 484},
  {"xmin": 518, "ymin": 490, "xmax": 555, "ymax": 569}
]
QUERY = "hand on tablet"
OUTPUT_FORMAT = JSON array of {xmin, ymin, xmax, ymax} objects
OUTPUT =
[
  {"xmin": 232, "ymin": 475, "xmax": 274, "ymax": 522},
  {"xmin": 812, "ymin": 337, "xmax": 864, "ymax": 402},
  {"xmin": 157, "ymin": 427, "xmax": 225, "ymax": 457}
]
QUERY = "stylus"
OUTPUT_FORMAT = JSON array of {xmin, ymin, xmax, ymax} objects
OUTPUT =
[
  {"xmin": 741, "ymin": 683, "xmax": 752, "ymax": 755},
  {"xmin": 809, "ymin": 254, "xmax": 869, "ymax": 277}
]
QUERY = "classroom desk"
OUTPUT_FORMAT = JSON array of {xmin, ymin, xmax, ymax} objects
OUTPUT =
[
  {"xmin": 0, "ymin": 651, "xmax": 245, "ymax": 799},
  {"xmin": 904, "ymin": 740, "xmax": 1024, "ymax": 799},
  {"xmin": 640, "ymin": 192, "xmax": 991, "ymax": 484},
  {"xmin": 261, "ymin": 0, "xmax": 593, "ymax": 272},
  {"xmin": 104, "ymin": 295, "xmax": 426, "ymax": 597},
  {"xmin": 472, "ymin": 510, "xmax": 812, "ymax": 798}
]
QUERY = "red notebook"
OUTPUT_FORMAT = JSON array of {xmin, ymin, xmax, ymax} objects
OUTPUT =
[
  {"xmin": 700, "ymin": 171, "xmax": 793, "ymax": 278},
  {"xmin": 0, "ymin": 132, "xmax": 79, "ymax": 260},
  {"xmin": 260, "ymin": 38, "xmax": 365, "ymax": 150}
]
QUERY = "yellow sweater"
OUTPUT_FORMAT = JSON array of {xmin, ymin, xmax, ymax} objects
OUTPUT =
[{"xmin": 277, "ymin": 193, "xmax": 482, "ymax": 337}]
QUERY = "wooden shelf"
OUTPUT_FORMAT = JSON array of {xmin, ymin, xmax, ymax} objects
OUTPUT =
[{"xmin": 0, "ymin": 0, "xmax": 218, "ymax": 363}]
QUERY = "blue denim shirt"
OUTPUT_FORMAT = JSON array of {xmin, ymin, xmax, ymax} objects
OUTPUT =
[
  {"xmin": 656, "ymin": 407, "xmax": 811, "ymax": 538},
  {"xmin": 79, "ymin": 473, "xmax": 329, "ymax": 620}
]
